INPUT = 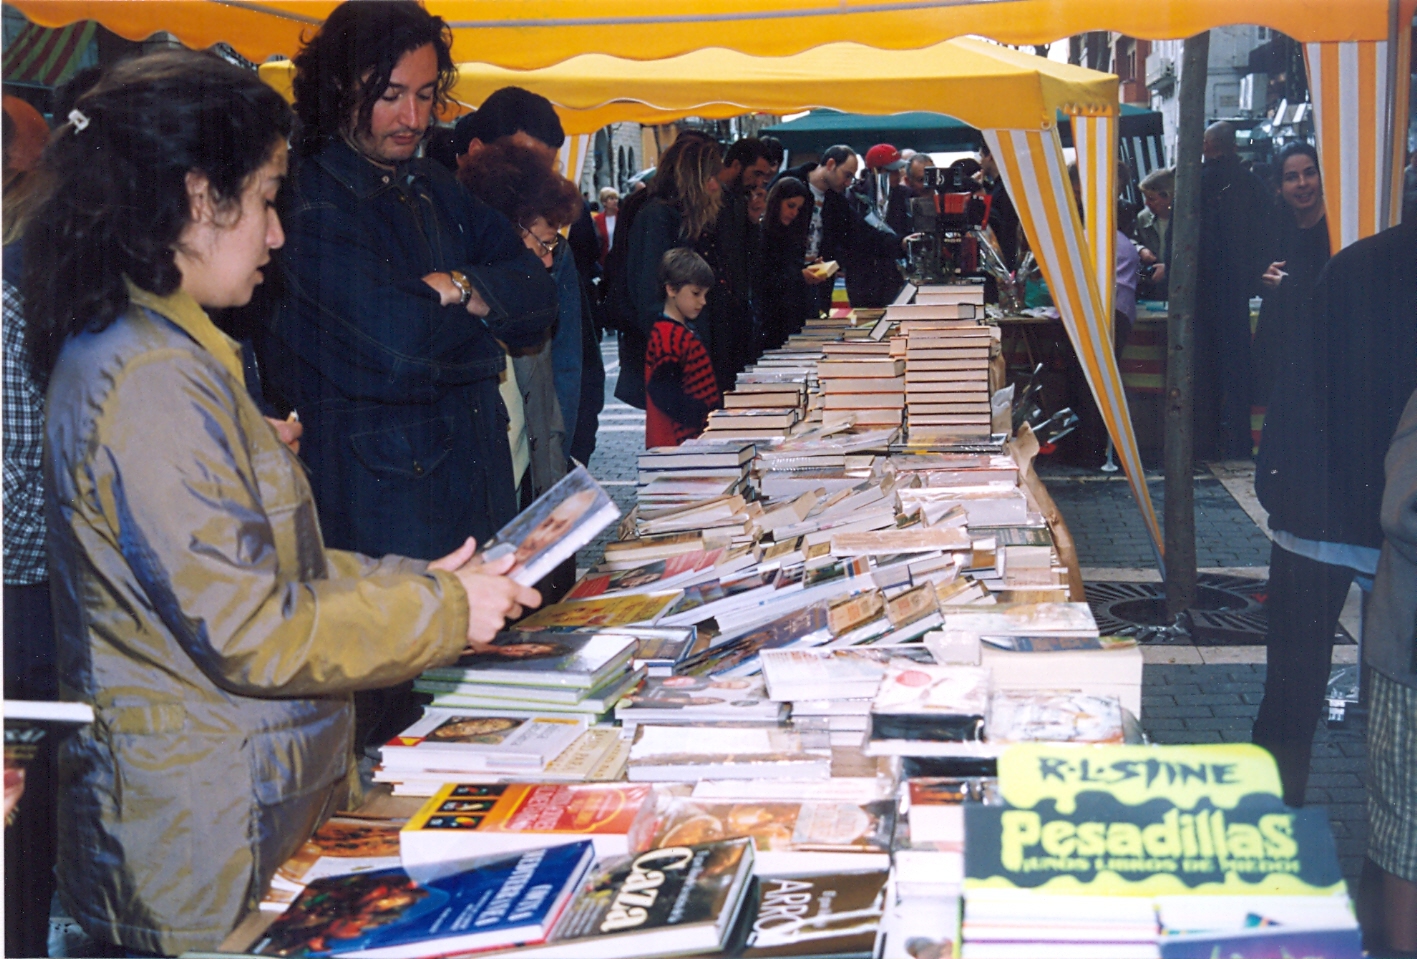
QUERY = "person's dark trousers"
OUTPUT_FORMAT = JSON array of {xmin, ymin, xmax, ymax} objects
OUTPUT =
[
  {"xmin": 1193, "ymin": 298, "xmax": 1253, "ymax": 460},
  {"xmin": 1252, "ymin": 543, "xmax": 1356, "ymax": 806},
  {"xmin": 4, "ymin": 580, "xmax": 58, "ymax": 959}
]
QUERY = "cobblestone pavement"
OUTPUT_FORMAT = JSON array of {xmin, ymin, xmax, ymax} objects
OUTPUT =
[
  {"xmin": 582, "ymin": 332, "xmax": 1369, "ymax": 893},
  {"xmin": 1036, "ymin": 463, "xmax": 1273, "ymax": 569}
]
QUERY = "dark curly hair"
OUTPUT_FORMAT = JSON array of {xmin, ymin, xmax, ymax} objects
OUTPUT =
[
  {"xmin": 456, "ymin": 139, "xmax": 584, "ymax": 230},
  {"xmin": 22, "ymin": 50, "xmax": 292, "ymax": 381},
  {"xmin": 290, "ymin": 1, "xmax": 456, "ymax": 157}
]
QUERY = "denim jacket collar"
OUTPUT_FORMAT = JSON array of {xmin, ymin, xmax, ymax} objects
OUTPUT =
[{"xmin": 309, "ymin": 136, "xmax": 428, "ymax": 201}]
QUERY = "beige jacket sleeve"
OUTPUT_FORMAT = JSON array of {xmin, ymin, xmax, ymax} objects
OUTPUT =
[{"xmin": 90, "ymin": 348, "xmax": 469, "ymax": 698}]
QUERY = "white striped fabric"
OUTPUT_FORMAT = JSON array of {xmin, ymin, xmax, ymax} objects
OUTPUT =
[
  {"xmin": 558, "ymin": 133, "xmax": 594, "ymax": 190},
  {"xmin": 985, "ymin": 127, "xmax": 1164, "ymax": 570},
  {"xmin": 1304, "ymin": 38, "xmax": 1412, "ymax": 251},
  {"xmin": 1068, "ymin": 109, "xmax": 1117, "ymax": 328}
]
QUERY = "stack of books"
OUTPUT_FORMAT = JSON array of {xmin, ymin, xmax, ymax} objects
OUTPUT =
[
  {"xmin": 761, "ymin": 646, "xmax": 937, "ymax": 747},
  {"xmin": 818, "ymin": 341, "xmax": 906, "ymax": 431},
  {"xmin": 637, "ymin": 444, "xmax": 759, "ymax": 509},
  {"xmin": 930, "ymin": 602, "xmax": 1144, "ymax": 715},
  {"xmin": 375, "ymin": 708, "xmax": 622, "ymax": 795},
  {"xmin": 817, "ymin": 352, "xmax": 907, "ymax": 431},
  {"xmin": 701, "ymin": 406, "xmax": 802, "ymax": 441},
  {"xmin": 901, "ymin": 322, "xmax": 994, "ymax": 440},
  {"xmin": 961, "ymin": 742, "xmax": 1361, "ymax": 959}
]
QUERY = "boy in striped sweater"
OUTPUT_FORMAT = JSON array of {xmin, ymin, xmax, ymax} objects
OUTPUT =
[{"xmin": 645, "ymin": 248, "xmax": 722, "ymax": 447}]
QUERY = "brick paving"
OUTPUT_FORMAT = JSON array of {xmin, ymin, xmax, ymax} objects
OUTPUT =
[
  {"xmin": 583, "ymin": 331, "xmax": 1370, "ymax": 894},
  {"xmin": 1037, "ymin": 463, "xmax": 1272, "ymax": 570}
]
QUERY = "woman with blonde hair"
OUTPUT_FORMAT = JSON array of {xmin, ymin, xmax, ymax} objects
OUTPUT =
[{"xmin": 617, "ymin": 133, "xmax": 723, "ymax": 408}]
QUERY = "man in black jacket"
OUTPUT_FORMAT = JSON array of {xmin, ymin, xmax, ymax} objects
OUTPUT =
[
  {"xmin": 704, "ymin": 137, "xmax": 775, "ymax": 388},
  {"xmin": 1196, "ymin": 121, "xmax": 1271, "ymax": 460},
  {"xmin": 1253, "ymin": 217, "xmax": 1417, "ymax": 806},
  {"xmin": 259, "ymin": 1, "xmax": 558, "ymax": 746},
  {"xmin": 780, "ymin": 145, "xmax": 907, "ymax": 315}
]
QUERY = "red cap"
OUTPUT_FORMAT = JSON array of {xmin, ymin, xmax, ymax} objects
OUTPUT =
[{"xmin": 864, "ymin": 143, "xmax": 905, "ymax": 171}]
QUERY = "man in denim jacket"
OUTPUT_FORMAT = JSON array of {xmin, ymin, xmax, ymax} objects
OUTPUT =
[{"xmin": 260, "ymin": 1, "xmax": 557, "ymax": 564}]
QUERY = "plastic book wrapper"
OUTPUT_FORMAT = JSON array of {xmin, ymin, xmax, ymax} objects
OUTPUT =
[{"xmin": 479, "ymin": 465, "xmax": 621, "ymax": 587}]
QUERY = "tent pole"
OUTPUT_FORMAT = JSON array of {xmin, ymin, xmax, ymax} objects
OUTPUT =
[{"xmin": 1164, "ymin": 30, "xmax": 1209, "ymax": 616}]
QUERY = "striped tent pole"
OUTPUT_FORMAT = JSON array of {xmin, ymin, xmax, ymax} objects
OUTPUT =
[
  {"xmin": 1067, "ymin": 106, "xmax": 1118, "ymax": 329},
  {"xmin": 985, "ymin": 127, "xmax": 1164, "ymax": 572},
  {"xmin": 557, "ymin": 133, "xmax": 594, "ymax": 191},
  {"xmin": 1304, "ymin": 34, "xmax": 1412, "ymax": 251}
]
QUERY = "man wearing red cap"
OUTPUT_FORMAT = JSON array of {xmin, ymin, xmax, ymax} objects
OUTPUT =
[{"xmin": 849, "ymin": 143, "xmax": 909, "ymax": 306}]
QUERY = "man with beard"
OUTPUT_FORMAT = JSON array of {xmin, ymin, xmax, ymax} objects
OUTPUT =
[
  {"xmin": 259, "ymin": 0, "xmax": 557, "ymax": 746},
  {"xmin": 701, "ymin": 137, "xmax": 776, "ymax": 388}
]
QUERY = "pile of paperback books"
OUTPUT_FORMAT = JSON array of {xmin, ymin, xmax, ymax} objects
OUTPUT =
[{"xmin": 238, "ymin": 294, "xmax": 1359, "ymax": 959}]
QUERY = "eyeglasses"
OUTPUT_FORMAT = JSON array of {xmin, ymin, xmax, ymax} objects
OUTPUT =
[{"xmin": 519, "ymin": 223, "xmax": 562, "ymax": 257}]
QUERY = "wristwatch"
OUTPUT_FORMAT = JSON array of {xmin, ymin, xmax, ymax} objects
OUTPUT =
[{"xmin": 448, "ymin": 270, "xmax": 473, "ymax": 306}]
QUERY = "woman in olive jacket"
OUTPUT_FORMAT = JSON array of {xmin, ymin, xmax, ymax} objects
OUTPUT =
[{"xmin": 24, "ymin": 52, "xmax": 539, "ymax": 957}]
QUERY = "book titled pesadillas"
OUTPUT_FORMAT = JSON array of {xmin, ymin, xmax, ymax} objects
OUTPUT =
[
  {"xmin": 508, "ymin": 838, "xmax": 756, "ymax": 958},
  {"xmin": 401, "ymin": 782, "xmax": 658, "ymax": 864},
  {"xmin": 479, "ymin": 465, "xmax": 621, "ymax": 586},
  {"xmin": 251, "ymin": 840, "xmax": 596, "ymax": 958}
]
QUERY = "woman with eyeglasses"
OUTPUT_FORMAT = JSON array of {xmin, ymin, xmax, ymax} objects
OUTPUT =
[{"xmin": 457, "ymin": 140, "xmax": 586, "ymax": 597}]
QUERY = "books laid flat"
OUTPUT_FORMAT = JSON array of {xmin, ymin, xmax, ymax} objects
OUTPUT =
[
  {"xmin": 263, "ymin": 819, "xmax": 404, "ymax": 913},
  {"xmin": 985, "ymin": 691, "xmax": 1125, "ymax": 744},
  {"xmin": 648, "ymin": 797, "xmax": 894, "ymax": 875},
  {"xmin": 614, "ymin": 674, "xmax": 787, "ymax": 727},
  {"xmin": 939, "ymin": 602, "xmax": 1100, "ymax": 638},
  {"xmin": 375, "ymin": 727, "xmax": 626, "ymax": 795},
  {"xmin": 420, "ymin": 632, "xmax": 636, "ymax": 690},
  {"xmin": 626, "ymin": 724, "xmax": 831, "ymax": 782},
  {"xmin": 480, "ymin": 465, "xmax": 620, "ymax": 586},
  {"xmin": 251, "ymin": 840, "xmax": 596, "ymax": 958},
  {"xmin": 511, "ymin": 591, "xmax": 682, "ymax": 632},
  {"xmin": 565, "ymin": 552, "xmax": 712, "ymax": 600},
  {"xmin": 400, "ymin": 782, "xmax": 657, "ymax": 864},
  {"xmin": 869, "ymin": 664, "xmax": 990, "ymax": 744},
  {"xmin": 638, "ymin": 444, "xmax": 755, "ymax": 470},
  {"xmin": 420, "ymin": 667, "xmax": 645, "ymax": 717},
  {"xmin": 759, "ymin": 646, "xmax": 933, "ymax": 702},
  {"xmin": 596, "ymin": 626, "xmax": 697, "ymax": 675},
  {"xmin": 512, "ymin": 839, "xmax": 756, "ymax": 959},
  {"xmin": 739, "ymin": 870, "xmax": 890, "ymax": 957},
  {"xmin": 380, "ymin": 711, "xmax": 587, "ymax": 774}
]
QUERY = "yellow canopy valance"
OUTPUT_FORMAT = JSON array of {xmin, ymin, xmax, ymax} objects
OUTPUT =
[
  {"xmin": 259, "ymin": 37, "xmax": 1118, "ymax": 134},
  {"xmin": 11, "ymin": 0, "xmax": 1413, "ymax": 70}
]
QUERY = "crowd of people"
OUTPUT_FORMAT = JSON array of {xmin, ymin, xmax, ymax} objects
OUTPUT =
[{"xmin": 0, "ymin": 0, "xmax": 1414, "ymax": 954}]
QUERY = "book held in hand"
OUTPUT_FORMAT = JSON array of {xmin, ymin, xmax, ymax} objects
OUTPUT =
[
  {"xmin": 479, "ymin": 465, "xmax": 621, "ymax": 586},
  {"xmin": 251, "ymin": 840, "xmax": 596, "ymax": 957}
]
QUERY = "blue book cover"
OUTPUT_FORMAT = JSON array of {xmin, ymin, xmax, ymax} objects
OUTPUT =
[{"xmin": 252, "ymin": 840, "xmax": 595, "ymax": 958}]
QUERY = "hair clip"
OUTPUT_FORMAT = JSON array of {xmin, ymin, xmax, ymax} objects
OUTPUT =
[{"xmin": 68, "ymin": 109, "xmax": 89, "ymax": 132}]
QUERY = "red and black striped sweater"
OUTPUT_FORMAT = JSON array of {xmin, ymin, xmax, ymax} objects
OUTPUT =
[{"xmin": 644, "ymin": 316, "xmax": 722, "ymax": 448}]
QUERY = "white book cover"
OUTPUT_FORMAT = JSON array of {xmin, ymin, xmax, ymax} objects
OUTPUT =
[{"xmin": 479, "ymin": 465, "xmax": 620, "ymax": 586}]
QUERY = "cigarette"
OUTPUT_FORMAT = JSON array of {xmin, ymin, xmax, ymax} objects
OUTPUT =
[{"xmin": 286, "ymin": 410, "xmax": 300, "ymax": 423}]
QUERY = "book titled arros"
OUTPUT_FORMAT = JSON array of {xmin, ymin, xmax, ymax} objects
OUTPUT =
[
  {"xmin": 480, "ymin": 466, "xmax": 621, "ymax": 587},
  {"xmin": 251, "ymin": 840, "xmax": 595, "ymax": 958}
]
